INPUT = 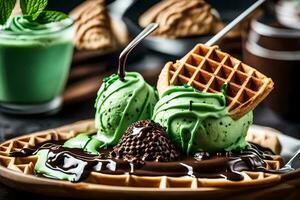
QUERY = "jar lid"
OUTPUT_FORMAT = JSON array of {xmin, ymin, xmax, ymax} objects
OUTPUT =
[{"xmin": 251, "ymin": 15, "xmax": 300, "ymax": 38}]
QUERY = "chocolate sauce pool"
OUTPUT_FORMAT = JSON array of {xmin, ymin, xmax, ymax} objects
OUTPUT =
[{"xmin": 10, "ymin": 140, "xmax": 275, "ymax": 183}]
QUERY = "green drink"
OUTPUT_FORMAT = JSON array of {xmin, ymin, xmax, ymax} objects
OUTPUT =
[{"xmin": 0, "ymin": 16, "xmax": 74, "ymax": 114}]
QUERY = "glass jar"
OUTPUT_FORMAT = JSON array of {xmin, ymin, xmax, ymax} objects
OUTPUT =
[
  {"xmin": 243, "ymin": 15, "xmax": 300, "ymax": 119},
  {"xmin": 0, "ymin": 17, "xmax": 74, "ymax": 114}
]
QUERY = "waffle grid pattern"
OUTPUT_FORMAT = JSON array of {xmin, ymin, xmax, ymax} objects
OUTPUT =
[
  {"xmin": 0, "ymin": 120, "xmax": 282, "ymax": 188},
  {"xmin": 165, "ymin": 44, "xmax": 273, "ymax": 119}
]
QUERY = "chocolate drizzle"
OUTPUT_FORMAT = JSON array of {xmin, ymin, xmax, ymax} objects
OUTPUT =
[{"xmin": 10, "ymin": 141, "xmax": 275, "ymax": 183}]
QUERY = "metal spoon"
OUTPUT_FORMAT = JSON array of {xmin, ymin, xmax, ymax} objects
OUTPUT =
[
  {"xmin": 262, "ymin": 148, "xmax": 300, "ymax": 174},
  {"xmin": 118, "ymin": 23, "xmax": 159, "ymax": 81},
  {"xmin": 272, "ymin": 148, "xmax": 300, "ymax": 173},
  {"xmin": 205, "ymin": 0, "xmax": 266, "ymax": 46}
]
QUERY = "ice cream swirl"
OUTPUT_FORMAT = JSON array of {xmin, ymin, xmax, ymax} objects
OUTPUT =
[{"xmin": 2, "ymin": 16, "xmax": 72, "ymax": 34}]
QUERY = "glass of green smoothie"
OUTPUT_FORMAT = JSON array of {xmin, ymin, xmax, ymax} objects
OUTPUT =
[{"xmin": 0, "ymin": 15, "xmax": 74, "ymax": 114}]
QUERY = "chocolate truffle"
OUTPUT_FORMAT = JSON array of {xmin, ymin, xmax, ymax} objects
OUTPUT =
[{"xmin": 111, "ymin": 120, "xmax": 180, "ymax": 162}]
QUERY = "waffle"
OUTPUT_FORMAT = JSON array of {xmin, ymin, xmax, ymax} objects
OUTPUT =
[
  {"xmin": 0, "ymin": 120, "xmax": 285, "ymax": 189},
  {"xmin": 157, "ymin": 44, "xmax": 274, "ymax": 119}
]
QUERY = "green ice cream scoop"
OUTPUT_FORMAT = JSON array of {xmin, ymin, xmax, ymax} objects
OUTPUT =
[
  {"xmin": 94, "ymin": 72, "xmax": 158, "ymax": 147},
  {"xmin": 64, "ymin": 72, "xmax": 158, "ymax": 153},
  {"xmin": 152, "ymin": 86, "xmax": 253, "ymax": 154}
]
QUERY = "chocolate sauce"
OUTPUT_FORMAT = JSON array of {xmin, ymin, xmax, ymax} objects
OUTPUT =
[
  {"xmin": 10, "ymin": 141, "xmax": 275, "ymax": 183},
  {"xmin": 9, "ymin": 140, "xmax": 64, "ymax": 157}
]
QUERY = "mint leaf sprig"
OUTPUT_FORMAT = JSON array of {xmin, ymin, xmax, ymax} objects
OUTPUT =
[
  {"xmin": 36, "ymin": 10, "xmax": 68, "ymax": 24},
  {"xmin": 0, "ymin": 0, "xmax": 69, "ymax": 25},
  {"xmin": 0, "ymin": 0, "xmax": 16, "ymax": 25},
  {"xmin": 20, "ymin": 0, "xmax": 47, "ymax": 20}
]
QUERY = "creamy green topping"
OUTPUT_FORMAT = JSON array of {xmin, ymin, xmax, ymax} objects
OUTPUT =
[{"xmin": 1, "ymin": 15, "xmax": 72, "ymax": 34}]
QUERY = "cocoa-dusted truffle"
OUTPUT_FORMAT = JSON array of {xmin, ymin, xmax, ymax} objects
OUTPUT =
[{"xmin": 110, "ymin": 120, "xmax": 180, "ymax": 162}]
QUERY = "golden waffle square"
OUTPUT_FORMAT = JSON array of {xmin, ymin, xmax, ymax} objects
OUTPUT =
[
  {"xmin": 0, "ymin": 120, "xmax": 285, "ymax": 190},
  {"xmin": 157, "ymin": 44, "xmax": 274, "ymax": 119}
]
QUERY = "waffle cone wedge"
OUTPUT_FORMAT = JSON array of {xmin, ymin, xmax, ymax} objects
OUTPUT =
[
  {"xmin": 70, "ymin": 0, "xmax": 128, "ymax": 53},
  {"xmin": 0, "ymin": 120, "xmax": 299, "ymax": 200},
  {"xmin": 157, "ymin": 44, "xmax": 274, "ymax": 120}
]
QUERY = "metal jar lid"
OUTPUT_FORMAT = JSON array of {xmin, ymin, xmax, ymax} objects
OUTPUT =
[
  {"xmin": 250, "ymin": 16, "xmax": 300, "ymax": 38},
  {"xmin": 245, "ymin": 16, "xmax": 300, "ymax": 61}
]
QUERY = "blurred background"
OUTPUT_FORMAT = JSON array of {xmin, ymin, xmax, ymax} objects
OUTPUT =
[{"xmin": 0, "ymin": 0, "xmax": 299, "ymax": 142}]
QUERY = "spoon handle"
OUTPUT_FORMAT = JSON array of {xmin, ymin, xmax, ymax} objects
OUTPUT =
[
  {"xmin": 118, "ymin": 23, "xmax": 159, "ymax": 81},
  {"xmin": 205, "ymin": 0, "xmax": 266, "ymax": 47}
]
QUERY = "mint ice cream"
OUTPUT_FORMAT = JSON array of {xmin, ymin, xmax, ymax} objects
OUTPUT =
[
  {"xmin": 64, "ymin": 72, "xmax": 158, "ymax": 153},
  {"xmin": 152, "ymin": 86, "xmax": 253, "ymax": 154},
  {"xmin": 95, "ymin": 72, "xmax": 158, "ymax": 146}
]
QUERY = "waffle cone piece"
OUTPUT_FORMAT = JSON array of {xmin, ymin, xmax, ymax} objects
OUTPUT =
[
  {"xmin": 70, "ymin": 0, "xmax": 127, "ymax": 51},
  {"xmin": 0, "ymin": 120, "xmax": 287, "ymax": 189},
  {"xmin": 139, "ymin": 0, "xmax": 223, "ymax": 38},
  {"xmin": 157, "ymin": 44, "xmax": 274, "ymax": 119}
]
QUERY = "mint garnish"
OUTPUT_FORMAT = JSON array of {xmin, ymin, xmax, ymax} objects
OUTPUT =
[
  {"xmin": 20, "ymin": 0, "xmax": 47, "ymax": 20},
  {"xmin": 0, "ymin": 0, "xmax": 16, "ymax": 25},
  {"xmin": 36, "ymin": 11, "xmax": 68, "ymax": 24},
  {"xmin": 0, "ymin": 0, "xmax": 69, "ymax": 25}
]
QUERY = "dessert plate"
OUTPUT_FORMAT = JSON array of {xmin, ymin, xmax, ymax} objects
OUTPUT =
[
  {"xmin": 0, "ymin": 120, "xmax": 299, "ymax": 199},
  {"xmin": 122, "ymin": 0, "xmax": 256, "ymax": 57}
]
